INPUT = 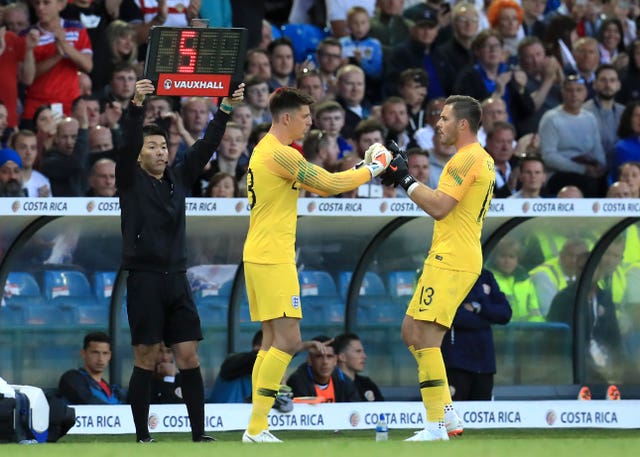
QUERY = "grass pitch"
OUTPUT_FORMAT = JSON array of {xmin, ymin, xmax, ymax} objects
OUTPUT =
[{"xmin": 4, "ymin": 429, "xmax": 639, "ymax": 457}]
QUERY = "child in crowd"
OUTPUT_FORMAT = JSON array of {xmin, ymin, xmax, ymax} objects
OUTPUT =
[
  {"xmin": 339, "ymin": 6, "xmax": 382, "ymax": 81},
  {"xmin": 619, "ymin": 161, "xmax": 640, "ymax": 198},
  {"xmin": 313, "ymin": 100, "xmax": 352, "ymax": 158}
]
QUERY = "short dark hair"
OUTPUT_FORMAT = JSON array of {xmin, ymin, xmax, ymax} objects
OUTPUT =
[
  {"xmin": 518, "ymin": 154, "xmax": 546, "ymax": 172},
  {"xmin": 595, "ymin": 63, "xmax": 618, "ymax": 79},
  {"xmin": 353, "ymin": 119, "xmax": 384, "ymax": 140},
  {"xmin": 267, "ymin": 37, "xmax": 294, "ymax": 56},
  {"xmin": 334, "ymin": 333, "xmax": 360, "ymax": 355},
  {"xmin": 269, "ymin": 87, "xmax": 314, "ymax": 120},
  {"xmin": 406, "ymin": 147, "xmax": 429, "ymax": 159},
  {"xmin": 618, "ymin": 101, "xmax": 640, "ymax": 139},
  {"xmin": 486, "ymin": 121, "xmax": 516, "ymax": 141},
  {"xmin": 83, "ymin": 331, "xmax": 111, "ymax": 349},
  {"xmin": 399, "ymin": 68, "xmax": 429, "ymax": 89},
  {"xmin": 445, "ymin": 95, "xmax": 482, "ymax": 134},
  {"xmin": 142, "ymin": 124, "xmax": 169, "ymax": 143}
]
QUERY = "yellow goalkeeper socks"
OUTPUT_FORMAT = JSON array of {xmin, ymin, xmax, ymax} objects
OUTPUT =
[
  {"xmin": 251, "ymin": 349, "xmax": 266, "ymax": 401},
  {"xmin": 247, "ymin": 347, "xmax": 291, "ymax": 435},
  {"xmin": 416, "ymin": 347, "xmax": 446, "ymax": 423}
]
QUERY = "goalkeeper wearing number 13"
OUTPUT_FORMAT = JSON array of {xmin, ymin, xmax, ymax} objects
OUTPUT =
[
  {"xmin": 381, "ymin": 95, "xmax": 496, "ymax": 441},
  {"xmin": 241, "ymin": 87, "xmax": 392, "ymax": 443}
]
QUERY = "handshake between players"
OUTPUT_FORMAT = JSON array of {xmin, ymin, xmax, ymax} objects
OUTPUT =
[{"xmin": 362, "ymin": 142, "xmax": 419, "ymax": 195}]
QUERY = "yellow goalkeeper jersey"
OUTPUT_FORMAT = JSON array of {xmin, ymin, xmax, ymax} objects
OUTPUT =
[
  {"xmin": 243, "ymin": 133, "xmax": 370, "ymax": 265},
  {"xmin": 426, "ymin": 142, "xmax": 495, "ymax": 274}
]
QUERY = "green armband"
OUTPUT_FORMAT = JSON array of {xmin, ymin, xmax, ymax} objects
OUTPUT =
[{"xmin": 220, "ymin": 103, "xmax": 233, "ymax": 113}]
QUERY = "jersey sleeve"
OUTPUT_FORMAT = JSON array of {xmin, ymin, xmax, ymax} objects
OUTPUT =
[
  {"xmin": 265, "ymin": 143, "xmax": 370, "ymax": 196},
  {"xmin": 437, "ymin": 151, "xmax": 480, "ymax": 201}
]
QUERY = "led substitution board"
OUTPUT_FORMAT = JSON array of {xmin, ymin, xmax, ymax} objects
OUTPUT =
[{"xmin": 144, "ymin": 27, "xmax": 248, "ymax": 96}]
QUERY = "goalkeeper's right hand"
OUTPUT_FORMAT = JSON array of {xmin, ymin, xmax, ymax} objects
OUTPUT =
[{"xmin": 363, "ymin": 143, "xmax": 393, "ymax": 178}]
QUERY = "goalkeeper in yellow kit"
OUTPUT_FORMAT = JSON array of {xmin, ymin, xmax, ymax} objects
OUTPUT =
[
  {"xmin": 241, "ymin": 87, "xmax": 392, "ymax": 443},
  {"xmin": 382, "ymin": 95, "xmax": 496, "ymax": 441}
]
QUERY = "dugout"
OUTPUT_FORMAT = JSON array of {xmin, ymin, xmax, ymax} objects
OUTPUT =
[{"xmin": 1, "ymin": 197, "xmax": 639, "ymax": 400}]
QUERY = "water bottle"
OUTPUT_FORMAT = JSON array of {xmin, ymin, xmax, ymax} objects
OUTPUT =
[{"xmin": 375, "ymin": 413, "xmax": 389, "ymax": 441}]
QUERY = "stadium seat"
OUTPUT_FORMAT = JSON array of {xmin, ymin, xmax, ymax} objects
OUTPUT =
[
  {"xmin": 188, "ymin": 265, "xmax": 237, "ymax": 327},
  {"xmin": 299, "ymin": 270, "xmax": 344, "ymax": 323},
  {"xmin": 337, "ymin": 271, "xmax": 399, "ymax": 323},
  {"xmin": 93, "ymin": 271, "xmax": 117, "ymax": 304},
  {"xmin": 43, "ymin": 270, "xmax": 102, "ymax": 325},
  {"xmin": 2, "ymin": 272, "xmax": 44, "ymax": 327},
  {"xmin": 387, "ymin": 271, "xmax": 416, "ymax": 299},
  {"xmin": 280, "ymin": 23, "xmax": 329, "ymax": 63}
]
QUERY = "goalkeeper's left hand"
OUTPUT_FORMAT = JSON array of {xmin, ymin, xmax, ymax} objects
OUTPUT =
[{"xmin": 362, "ymin": 143, "xmax": 393, "ymax": 178}]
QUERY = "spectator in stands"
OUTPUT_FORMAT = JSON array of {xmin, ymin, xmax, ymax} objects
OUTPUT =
[
  {"xmin": 209, "ymin": 330, "xmax": 262, "ymax": 403},
  {"xmin": 314, "ymin": 100, "xmax": 353, "ymax": 159},
  {"xmin": 334, "ymin": 333, "xmax": 384, "ymax": 401},
  {"xmin": 539, "ymin": 74, "xmax": 607, "ymax": 197},
  {"xmin": 143, "ymin": 95, "xmax": 173, "ymax": 126},
  {"xmin": 353, "ymin": 119, "xmax": 385, "ymax": 160},
  {"xmin": 487, "ymin": 0, "xmax": 524, "ymax": 64},
  {"xmin": 88, "ymin": 125, "xmax": 114, "ymax": 156},
  {"xmin": 509, "ymin": 155, "xmax": 548, "ymax": 198},
  {"xmin": 3, "ymin": 2, "xmax": 31, "ymax": 34},
  {"xmin": 340, "ymin": 6, "xmax": 383, "ymax": 103},
  {"xmin": 302, "ymin": 129, "xmax": 339, "ymax": 173},
  {"xmin": 618, "ymin": 161, "xmax": 640, "ymax": 198},
  {"xmin": 0, "ymin": 147, "xmax": 25, "ymax": 197},
  {"xmin": 583, "ymin": 64, "xmax": 624, "ymax": 175},
  {"xmin": 248, "ymin": 122, "xmax": 270, "ymax": 152},
  {"xmin": 454, "ymin": 29, "xmax": 534, "ymax": 126},
  {"xmin": 181, "ymin": 97, "xmax": 211, "ymax": 141},
  {"xmin": 103, "ymin": 62, "xmax": 138, "ymax": 115},
  {"xmin": 0, "ymin": 102, "xmax": 9, "ymax": 147},
  {"xmin": 521, "ymin": 0, "xmax": 547, "ymax": 39},
  {"xmin": 326, "ymin": 0, "xmax": 376, "ymax": 38},
  {"xmin": 72, "ymin": 95, "xmax": 101, "ymax": 129},
  {"xmin": 442, "ymin": 269, "xmax": 512, "ymax": 401},
  {"xmin": 606, "ymin": 180, "xmax": 633, "ymax": 198},
  {"xmin": 516, "ymin": 36, "xmax": 564, "ymax": 135},
  {"xmin": 62, "ymin": 0, "xmax": 118, "ymax": 95},
  {"xmin": 9, "ymin": 129, "xmax": 51, "ymax": 197},
  {"xmin": 335, "ymin": 64, "xmax": 370, "ymax": 141},
  {"xmin": 406, "ymin": 147, "xmax": 430, "ymax": 186},
  {"xmin": 428, "ymin": 130, "xmax": 456, "ymax": 187},
  {"xmin": 23, "ymin": 0, "xmax": 93, "ymax": 122},
  {"xmin": 616, "ymin": 38, "xmax": 640, "ymax": 104},
  {"xmin": 542, "ymin": 15, "xmax": 578, "ymax": 73},
  {"xmin": 40, "ymin": 104, "xmax": 89, "ymax": 196},
  {"xmin": 314, "ymin": 37, "xmax": 343, "ymax": 99},
  {"xmin": 613, "ymin": 102, "xmax": 640, "ymax": 174},
  {"xmin": 123, "ymin": 0, "xmax": 199, "ymax": 46},
  {"xmin": 58, "ymin": 331, "xmax": 124, "ymax": 405},
  {"xmin": 478, "ymin": 97, "xmax": 509, "ymax": 147},
  {"xmin": 387, "ymin": 6, "xmax": 451, "ymax": 101},
  {"xmin": 414, "ymin": 97, "xmax": 446, "ymax": 150},
  {"xmin": 437, "ymin": 3, "xmax": 480, "ymax": 75},
  {"xmin": 151, "ymin": 343, "xmax": 183, "ymax": 404},
  {"xmin": 86, "ymin": 158, "xmax": 116, "ymax": 197},
  {"xmin": 78, "ymin": 71, "xmax": 92, "ymax": 95},
  {"xmin": 597, "ymin": 17, "xmax": 626, "ymax": 66},
  {"xmin": 572, "ymin": 37, "xmax": 600, "ymax": 99},
  {"xmin": 296, "ymin": 68, "xmax": 327, "ymax": 103},
  {"xmin": 556, "ymin": 185, "xmax": 584, "ymax": 198},
  {"xmin": 485, "ymin": 121, "xmax": 519, "ymax": 198},
  {"xmin": 489, "ymin": 237, "xmax": 544, "ymax": 322},
  {"xmin": 205, "ymin": 171, "xmax": 239, "ymax": 198},
  {"xmin": 229, "ymin": 102, "xmax": 253, "ymax": 141},
  {"xmin": 530, "ymin": 236, "xmax": 590, "ymax": 316},
  {"xmin": 0, "ymin": 25, "xmax": 37, "ymax": 130},
  {"xmin": 382, "ymin": 96, "xmax": 414, "ymax": 148},
  {"xmin": 33, "ymin": 104, "xmax": 57, "ymax": 163},
  {"xmin": 370, "ymin": 0, "xmax": 413, "ymax": 52},
  {"xmin": 287, "ymin": 335, "xmax": 359, "ymax": 402},
  {"xmin": 244, "ymin": 48, "xmax": 272, "ymax": 81},
  {"xmin": 244, "ymin": 75, "xmax": 271, "ymax": 126},
  {"xmin": 267, "ymin": 37, "xmax": 296, "ymax": 91},
  {"xmin": 398, "ymin": 68, "xmax": 429, "ymax": 138}
]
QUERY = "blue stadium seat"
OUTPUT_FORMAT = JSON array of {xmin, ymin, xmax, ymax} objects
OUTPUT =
[
  {"xmin": 43, "ymin": 270, "xmax": 102, "ymax": 325},
  {"xmin": 338, "ymin": 271, "xmax": 399, "ymax": 323},
  {"xmin": 3, "ymin": 272, "xmax": 44, "ymax": 327},
  {"xmin": 280, "ymin": 23, "xmax": 329, "ymax": 63},
  {"xmin": 387, "ymin": 271, "xmax": 416, "ymax": 301},
  {"xmin": 195, "ymin": 279, "xmax": 231, "ymax": 326},
  {"xmin": 93, "ymin": 271, "xmax": 117, "ymax": 304},
  {"xmin": 299, "ymin": 270, "xmax": 344, "ymax": 323}
]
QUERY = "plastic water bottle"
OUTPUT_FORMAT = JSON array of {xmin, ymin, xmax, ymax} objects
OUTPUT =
[{"xmin": 375, "ymin": 413, "xmax": 389, "ymax": 441}]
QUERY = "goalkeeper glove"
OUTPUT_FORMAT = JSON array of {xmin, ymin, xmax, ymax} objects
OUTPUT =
[
  {"xmin": 362, "ymin": 143, "xmax": 393, "ymax": 178},
  {"xmin": 381, "ymin": 154, "xmax": 418, "ymax": 194}
]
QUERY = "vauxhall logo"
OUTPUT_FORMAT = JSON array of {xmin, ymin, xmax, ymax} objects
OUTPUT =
[{"xmin": 164, "ymin": 79, "xmax": 225, "ymax": 90}]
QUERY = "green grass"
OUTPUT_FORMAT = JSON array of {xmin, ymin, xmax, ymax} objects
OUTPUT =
[{"xmin": 3, "ymin": 429, "xmax": 640, "ymax": 457}]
